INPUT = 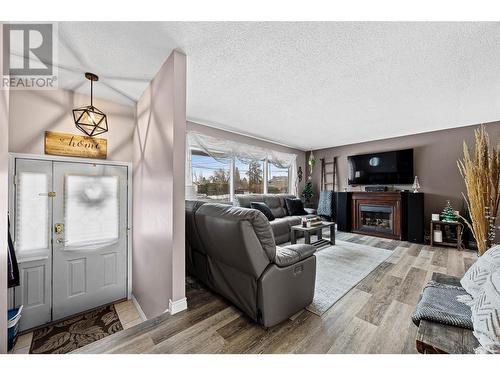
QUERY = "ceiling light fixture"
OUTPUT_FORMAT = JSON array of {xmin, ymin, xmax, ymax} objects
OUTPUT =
[{"xmin": 72, "ymin": 72, "xmax": 108, "ymax": 137}]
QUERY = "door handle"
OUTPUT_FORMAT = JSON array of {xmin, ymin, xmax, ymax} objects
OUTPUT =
[
  {"xmin": 56, "ymin": 238, "xmax": 68, "ymax": 244},
  {"xmin": 39, "ymin": 192, "xmax": 56, "ymax": 197}
]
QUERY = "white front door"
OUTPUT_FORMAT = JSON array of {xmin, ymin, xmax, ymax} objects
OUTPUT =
[
  {"xmin": 52, "ymin": 162, "xmax": 128, "ymax": 320},
  {"xmin": 12, "ymin": 157, "xmax": 129, "ymax": 330}
]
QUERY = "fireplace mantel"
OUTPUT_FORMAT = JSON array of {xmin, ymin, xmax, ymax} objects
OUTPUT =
[{"xmin": 351, "ymin": 192, "xmax": 403, "ymax": 240}]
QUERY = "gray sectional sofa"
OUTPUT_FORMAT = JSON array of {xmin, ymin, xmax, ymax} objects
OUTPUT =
[
  {"xmin": 234, "ymin": 194, "xmax": 316, "ymax": 244},
  {"xmin": 185, "ymin": 200, "xmax": 316, "ymax": 327}
]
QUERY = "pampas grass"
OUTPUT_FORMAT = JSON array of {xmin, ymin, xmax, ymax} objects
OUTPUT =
[{"xmin": 457, "ymin": 126, "xmax": 500, "ymax": 255}]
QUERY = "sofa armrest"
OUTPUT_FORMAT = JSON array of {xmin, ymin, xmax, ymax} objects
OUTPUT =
[
  {"xmin": 304, "ymin": 207, "xmax": 317, "ymax": 215},
  {"xmin": 258, "ymin": 256, "xmax": 316, "ymax": 327},
  {"xmin": 274, "ymin": 244, "xmax": 316, "ymax": 267}
]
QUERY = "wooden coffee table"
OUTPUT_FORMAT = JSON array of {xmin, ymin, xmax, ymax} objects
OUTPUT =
[{"xmin": 290, "ymin": 221, "xmax": 335, "ymax": 248}]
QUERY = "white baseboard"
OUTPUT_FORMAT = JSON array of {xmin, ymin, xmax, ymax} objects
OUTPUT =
[
  {"xmin": 169, "ymin": 297, "xmax": 187, "ymax": 315},
  {"xmin": 131, "ymin": 294, "xmax": 147, "ymax": 321}
]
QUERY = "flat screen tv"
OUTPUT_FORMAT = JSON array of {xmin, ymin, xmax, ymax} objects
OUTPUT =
[{"xmin": 348, "ymin": 149, "xmax": 414, "ymax": 185}]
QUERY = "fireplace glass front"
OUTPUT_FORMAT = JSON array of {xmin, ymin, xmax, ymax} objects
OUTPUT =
[{"xmin": 359, "ymin": 204, "xmax": 393, "ymax": 233}]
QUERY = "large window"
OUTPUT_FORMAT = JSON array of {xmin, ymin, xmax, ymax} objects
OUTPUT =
[
  {"xmin": 235, "ymin": 160, "xmax": 265, "ymax": 194},
  {"xmin": 191, "ymin": 151, "xmax": 231, "ymax": 201},
  {"xmin": 268, "ymin": 163, "xmax": 290, "ymax": 194},
  {"xmin": 187, "ymin": 133, "xmax": 295, "ymax": 202}
]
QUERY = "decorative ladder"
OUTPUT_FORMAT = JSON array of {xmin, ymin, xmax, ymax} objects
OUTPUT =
[
  {"xmin": 318, "ymin": 157, "xmax": 338, "ymax": 222},
  {"xmin": 320, "ymin": 157, "xmax": 338, "ymax": 192}
]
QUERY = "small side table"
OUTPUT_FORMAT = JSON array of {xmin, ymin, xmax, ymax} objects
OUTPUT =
[
  {"xmin": 430, "ymin": 220, "xmax": 464, "ymax": 250},
  {"xmin": 290, "ymin": 221, "xmax": 335, "ymax": 248}
]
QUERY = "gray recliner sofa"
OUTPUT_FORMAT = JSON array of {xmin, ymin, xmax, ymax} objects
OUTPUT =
[
  {"xmin": 186, "ymin": 200, "xmax": 316, "ymax": 327},
  {"xmin": 234, "ymin": 194, "xmax": 315, "ymax": 244}
]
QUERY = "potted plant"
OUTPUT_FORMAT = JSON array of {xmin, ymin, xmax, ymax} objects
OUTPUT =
[{"xmin": 302, "ymin": 181, "xmax": 314, "ymax": 208}]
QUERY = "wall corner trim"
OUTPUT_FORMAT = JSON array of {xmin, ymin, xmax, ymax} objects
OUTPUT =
[
  {"xmin": 169, "ymin": 298, "xmax": 188, "ymax": 315},
  {"xmin": 131, "ymin": 294, "xmax": 147, "ymax": 322}
]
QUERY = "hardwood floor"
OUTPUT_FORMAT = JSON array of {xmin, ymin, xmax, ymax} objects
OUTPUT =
[{"xmin": 75, "ymin": 232, "xmax": 477, "ymax": 354}]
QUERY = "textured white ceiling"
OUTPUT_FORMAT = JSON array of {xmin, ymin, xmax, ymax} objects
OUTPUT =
[{"xmin": 42, "ymin": 22, "xmax": 500, "ymax": 149}]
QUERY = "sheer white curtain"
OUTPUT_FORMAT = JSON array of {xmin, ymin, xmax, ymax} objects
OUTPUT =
[
  {"xmin": 186, "ymin": 131, "xmax": 298, "ymax": 196},
  {"xmin": 16, "ymin": 172, "xmax": 50, "ymax": 259}
]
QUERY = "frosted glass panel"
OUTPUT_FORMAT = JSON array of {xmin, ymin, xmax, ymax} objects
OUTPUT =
[
  {"xmin": 16, "ymin": 172, "xmax": 49, "ymax": 254},
  {"xmin": 65, "ymin": 175, "xmax": 119, "ymax": 249}
]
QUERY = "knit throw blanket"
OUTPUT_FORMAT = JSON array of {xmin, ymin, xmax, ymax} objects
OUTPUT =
[{"xmin": 412, "ymin": 280, "xmax": 473, "ymax": 329}]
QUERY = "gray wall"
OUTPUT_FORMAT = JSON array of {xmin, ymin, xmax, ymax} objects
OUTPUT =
[
  {"xmin": 310, "ymin": 121, "xmax": 500, "ymax": 231},
  {"xmin": 187, "ymin": 121, "xmax": 307, "ymax": 194},
  {"xmin": 133, "ymin": 50, "xmax": 186, "ymax": 318}
]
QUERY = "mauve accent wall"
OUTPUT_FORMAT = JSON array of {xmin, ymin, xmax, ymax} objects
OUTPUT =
[
  {"xmin": 0, "ymin": 23, "xmax": 9, "ymax": 353},
  {"xmin": 8, "ymin": 89, "xmax": 135, "ymax": 162},
  {"xmin": 310, "ymin": 121, "xmax": 500, "ymax": 232},
  {"xmin": 187, "ymin": 121, "xmax": 307, "ymax": 194},
  {"xmin": 133, "ymin": 50, "xmax": 187, "ymax": 318}
]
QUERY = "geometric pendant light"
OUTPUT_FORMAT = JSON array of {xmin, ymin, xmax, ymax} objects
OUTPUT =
[{"xmin": 72, "ymin": 72, "xmax": 108, "ymax": 137}]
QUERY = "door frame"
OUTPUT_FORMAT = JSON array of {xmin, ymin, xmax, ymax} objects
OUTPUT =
[{"xmin": 8, "ymin": 153, "xmax": 133, "ymax": 302}]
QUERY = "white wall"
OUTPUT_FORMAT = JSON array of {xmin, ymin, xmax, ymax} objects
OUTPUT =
[
  {"xmin": 9, "ymin": 89, "xmax": 135, "ymax": 162},
  {"xmin": 132, "ymin": 50, "xmax": 187, "ymax": 318}
]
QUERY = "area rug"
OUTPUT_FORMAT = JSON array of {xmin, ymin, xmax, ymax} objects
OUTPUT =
[
  {"xmin": 30, "ymin": 305, "xmax": 123, "ymax": 354},
  {"xmin": 306, "ymin": 240, "xmax": 392, "ymax": 316}
]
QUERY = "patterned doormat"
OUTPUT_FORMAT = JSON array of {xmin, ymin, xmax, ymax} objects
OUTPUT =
[{"xmin": 30, "ymin": 305, "xmax": 123, "ymax": 354}]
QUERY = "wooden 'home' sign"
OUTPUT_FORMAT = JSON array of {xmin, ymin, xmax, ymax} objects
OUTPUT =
[{"xmin": 44, "ymin": 131, "xmax": 107, "ymax": 159}]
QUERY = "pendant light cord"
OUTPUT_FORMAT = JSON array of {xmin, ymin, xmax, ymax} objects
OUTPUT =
[{"xmin": 90, "ymin": 79, "xmax": 93, "ymax": 107}]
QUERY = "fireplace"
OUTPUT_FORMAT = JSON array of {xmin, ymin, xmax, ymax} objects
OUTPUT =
[
  {"xmin": 352, "ymin": 192, "xmax": 402, "ymax": 239},
  {"xmin": 359, "ymin": 205, "xmax": 393, "ymax": 234}
]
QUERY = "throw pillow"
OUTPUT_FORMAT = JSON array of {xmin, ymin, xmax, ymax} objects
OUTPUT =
[
  {"xmin": 250, "ymin": 202, "xmax": 275, "ymax": 222},
  {"xmin": 285, "ymin": 198, "xmax": 307, "ymax": 216},
  {"xmin": 470, "ymin": 269, "xmax": 500, "ymax": 354},
  {"xmin": 461, "ymin": 244, "xmax": 500, "ymax": 298}
]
